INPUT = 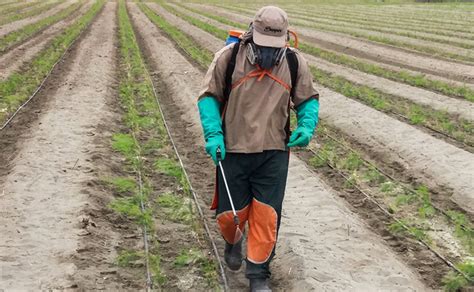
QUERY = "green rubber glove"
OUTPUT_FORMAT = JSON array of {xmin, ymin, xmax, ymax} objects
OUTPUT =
[
  {"xmin": 288, "ymin": 98, "xmax": 319, "ymax": 148},
  {"xmin": 198, "ymin": 96, "xmax": 225, "ymax": 165}
]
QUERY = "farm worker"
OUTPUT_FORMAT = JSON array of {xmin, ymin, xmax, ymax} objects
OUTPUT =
[{"xmin": 197, "ymin": 6, "xmax": 319, "ymax": 292}]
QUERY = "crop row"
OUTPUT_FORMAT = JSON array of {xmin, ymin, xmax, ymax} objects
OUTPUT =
[
  {"xmin": 0, "ymin": 0, "xmax": 83, "ymax": 52},
  {"xmin": 215, "ymin": 4, "xmax": 474, "ymax": 64},
  {"xmin": 0, "ymin": 1, "xmax": 66, "ymax": 26},
  {"xmin": 178, "ymin": 3, "xmax": 473, "ymax": 102},
  {"xmin": 137, "ymin": 3, "xmax": 473, "ymax": 289},
  {"xmin": 109, "ymin": 0, "xmax": 218, "ymax": 289},
  {"xmin": 0, "ymin": 0, "xmax": 103, "ymax": 124},
  {"xmin": 165, "ymin": 2, "xmax": 474, "ymax": 149}
]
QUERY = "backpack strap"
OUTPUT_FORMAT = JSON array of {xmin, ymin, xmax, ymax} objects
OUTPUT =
[
  {"xmin": 285, "ymin": 49, "xmax": 299, "ymax": 144},
  {"xmin": 223, "ymin": 43, "xmax": 240, "ymax": 102},
  {"xmin": 286, "ymin": 49, "xmax": 299, "ymax": 98}
]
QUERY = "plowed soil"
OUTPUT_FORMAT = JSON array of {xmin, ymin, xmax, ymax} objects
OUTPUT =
[
  {"xmin": 128, "ymin": 3, "xmax": 431, "ymax": 290},
  {"xmin": 150, "ymin": 2, "xmax": 474, "ymax": 215},
  {"xmin": 0, "ymin": 2, "xmax": 138, "ymax": 290},
  {"xmin": 0, "ymin": 0, "xmax": 76, "ymax": 37},
  {"xmin": 190, "ymin": 3, "xmax": 474, "ymax": 83},
  {"xmin": 0, "ymin": 0, "xmax": 93, "ymax": 80}
]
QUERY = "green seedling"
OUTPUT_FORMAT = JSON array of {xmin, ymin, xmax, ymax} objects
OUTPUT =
[{"xmin": 157, "ymin": 192, "xmax": 193, "ymax": 224}]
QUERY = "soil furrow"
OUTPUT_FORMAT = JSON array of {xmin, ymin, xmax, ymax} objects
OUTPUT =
[
  {"xmin": 0, "ymin": 0, "xmax": 76, "ymax": 38},
  {"xmin": 166, "ymin": 3, "xmax": 474, "ymax": 122},
  {"xmin": 0, "ymin": 0, "xmax": 93, "ymax": 80},
  {"xmin": 148, "ymin": 2, "xmax": 474, "ymax": 215},
  {"xmin": 191, "ymin": 3, "xmax": 474, "ymax": 84},
  {"xmin": 0, "ymin": 2, "xmax": 123, "ymax": 289},
  {"xmin": 130, "ymin": 3, "xmax": 429, "ymax": 290}
]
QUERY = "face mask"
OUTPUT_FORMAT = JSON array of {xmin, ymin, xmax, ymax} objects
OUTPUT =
[{"xmin": 246, "ymin": 42, "xmax": 286, "ymax": 70}]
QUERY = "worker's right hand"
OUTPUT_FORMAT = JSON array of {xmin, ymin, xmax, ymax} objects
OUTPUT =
[{"xmin": 206, "ymin": 135, "xmax": 226, "ymax": 165}]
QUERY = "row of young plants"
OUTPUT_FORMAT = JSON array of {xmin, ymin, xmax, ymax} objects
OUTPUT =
[
  {"xmin": 281, "ymin": 4, "xmax": 474, "ymax": 31},
  {"xmin": 0, "ymin": 0, "xmax": 65, "ymax": 26},
  {"xmin": 0, "ymin": 0, "xmax": 103, "ymax": 125},
  {"xmin": 0, "ymin": 0, "xmax": 84, "ymax": 52},
  {"xmin": 307, "ymin": 122, "xmax": 473, "ymax": 291},
  {"xmin": 0, "ymin": 0, "xmax": 42, "ymax": 15},
  {"xmin": 287, "ymin": 10, "xmax": 474, "ymax": 49},
  {"xmin": 109, "ymin": 1, "xmax": 218, "ymax": 289},
  {"xmin": 136, "ymin": 3, "xmax": 473, "ymax": 289},
  {"xmin": 215, "ymin": 4, "xmax": 474, "ymax": 64},
  {"xmin": 219, "ymin": 3, "xmax": 474, "ymax": 48},
  {"xmin": 160, "ymin": 2, "xmax": 474, "ymax": 150},
  {"xmin": 280, "ymin": 6, "xmax": 474, "ymax": 41},
  {"xmin": 176, "ymin": 2, "xmax": 474, "ymax": 102},
  {"xmin": 0, "ymin": 0, "xmax": 57, "ymax": 25}
]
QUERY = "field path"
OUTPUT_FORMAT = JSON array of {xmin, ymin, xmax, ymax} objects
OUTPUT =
[
  {"xmin": 0, "ymin": 2, "xmax": 117, "ymax": 289},
  {"xmin": 190, "ymin": 3, "xmax": 474, "ymax": 83},
  {"xmin": 150, "ymin": 3, "xmax": 474, "ymax": 214},
  {"xmin": 0, "ymin": 0, "xmax": 93, "ymax": 80},
  {"xmin": 129, "ymin": 3, "xmax": 428, "ymax": 290},
  {"xmin": 0, "ymin": 0, "xmax": 76, "ymax": 38}
]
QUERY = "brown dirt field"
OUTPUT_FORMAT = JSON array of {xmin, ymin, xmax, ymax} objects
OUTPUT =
[
  {"xmin": 169, "ymin": 3, "xmax": 474, "ymax": 122},
  {"xmin": 0, "ymin": 0, "xmax": 77, "ymax": 37},
  {"xmin": 129, "ymin": 3, "xmax": 434, "ymax": 290},
  {"xmin": 0, "ymin": 0, "xmax": 93, "ymax": 80},
  {"xmin": 0, "ymin": 2, "xmax": 140, "ymax": 289},
  {"xmin": 151, "ymin": 2, "xmax": 474, "ymax": 216},
  {"xmin": 190, "ymin": 3, "xmax": 474, "ymax": 84}
]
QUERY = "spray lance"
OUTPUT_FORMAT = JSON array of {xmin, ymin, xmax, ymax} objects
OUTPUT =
[{"xmin": 216, "ymin": 148, "xmax": 243, "ymax": 243}]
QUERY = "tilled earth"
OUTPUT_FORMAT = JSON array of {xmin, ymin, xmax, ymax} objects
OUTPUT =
[{"xmin": 0, "ymin": 1, "xmax": 472, "ymax": 291}]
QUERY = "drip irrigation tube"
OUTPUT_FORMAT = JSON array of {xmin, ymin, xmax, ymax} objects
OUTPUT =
[
  {"xmin": 320, "ymin": 127, "xmax": 473, "ymax": 233},
  {"xmin": 143, "ymin": 59, "xmax": 229, "ymax": 291},
  {"xmin": 305, "ymin": 146, "xmax": 473, "ymax": 283}
]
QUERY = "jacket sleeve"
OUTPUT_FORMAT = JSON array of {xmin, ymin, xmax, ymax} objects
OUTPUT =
[
  {"xmin": 198, "ymin": 43, "xmax": 235, "ymax": 102},
  {"xmin": 291, "ymin": 51, "xmax": 319, "ymax": 107}
]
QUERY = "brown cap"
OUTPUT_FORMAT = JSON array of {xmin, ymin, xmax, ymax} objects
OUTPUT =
[{"xmin": 252, "ymin": 6, "xmax": 288, "ymax": 48}]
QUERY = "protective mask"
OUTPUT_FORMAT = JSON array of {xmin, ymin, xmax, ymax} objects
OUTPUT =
[{"xmin": 246, "ymin": 42, "xmax": 286, "ymax": 70}]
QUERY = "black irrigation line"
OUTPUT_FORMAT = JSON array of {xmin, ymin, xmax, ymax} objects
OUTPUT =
[
  {"xmin": 0, "ymin": 2, "xmax": 94, "ymax": 132},
  {"xmin": 305, "ymin": 145, "xmax": 473, "ymax": 283},
  {"xmin": 142, "ymin": 60, "xmax": 229, "ymax": 291},
  {"xmin": 390, "ymin": 111, "xmax": 473, "ymax": 151},
  {"xmin": 131, "ymin": 132, "xmax": 153, "ymax": 291},
  {"xmin": 319, "ymin": 127, "xmax": 472, "ymax": 233}
]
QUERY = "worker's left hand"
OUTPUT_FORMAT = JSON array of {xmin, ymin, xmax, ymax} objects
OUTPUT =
[{"xmin": 287, "ymin": 127, "xmax": 313, "ymax": 148}]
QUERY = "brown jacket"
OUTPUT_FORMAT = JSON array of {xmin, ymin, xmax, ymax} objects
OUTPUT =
[{"xmin": 199, "ymin": 42, "xmax": 318, "ymax": 153}]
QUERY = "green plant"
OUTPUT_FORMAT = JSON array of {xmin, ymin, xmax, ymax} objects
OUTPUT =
[
  {"xmin": 106, "ymin": 177, "xmax": 137, "ymax": 194},
  {"xmin": 157, "ymin": 192, "xmax": 193, "ymax": 224},
  {"xmin": 442, "ymin": 260, "xmax": 474, "ymax": 292},
  {"xmin": 149, "ymin": 254, "xmax": 166, "ymax": 285},
  {"xmin": 116, "ymin": 250, "xmax": 143, "ymax": 267},
  {"xmin": 174, "ymin": 249, "xmax": 218, "ymax": 286},
  {"xmin": 110, "ymin": 196, "xmax": 153, "ymax": 228},
  {"xmin": 389, "ymin": 220, "xmax": 430, "ymax": 243},
  {"xmin": 154, "ymin": 158, "xmax": 182, "ymax": 179}
]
